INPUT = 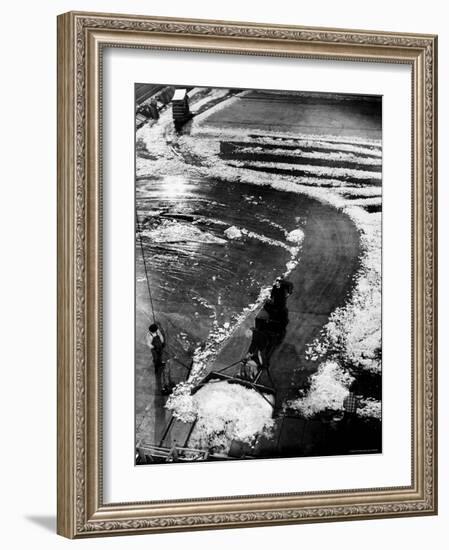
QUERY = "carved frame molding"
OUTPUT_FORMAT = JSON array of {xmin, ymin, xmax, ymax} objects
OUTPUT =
[{"xmin": 57, "ymin": 11, "xmax": 437, "ymax": 538}]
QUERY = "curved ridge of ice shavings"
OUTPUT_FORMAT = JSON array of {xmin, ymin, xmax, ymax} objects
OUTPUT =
[
  {"xmin": 190, "ymin": 89, "xmax": 250, "ymax": 131},
  {"xmin": 188, "ymin": 87, "xmax": 230, "ymax": 111},
  {"xmin": 305, "ymin": 207, "xmax": 381, "ymax": 375},
  {"xmin": 227, "ymin": 160, "xmax": 381, "ymax": 181},
  {"xmin": 234, "ymin": 146, "xmax": 382, "ymax": 165}
]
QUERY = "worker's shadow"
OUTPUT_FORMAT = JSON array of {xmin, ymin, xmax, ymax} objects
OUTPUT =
[
  {"xmin": 25, "ymin": 515, "xmax": 56, "ymax": 533},
  {"xmin": 154, "ymin": 367, "xmax": 169, "ymax": 442}
]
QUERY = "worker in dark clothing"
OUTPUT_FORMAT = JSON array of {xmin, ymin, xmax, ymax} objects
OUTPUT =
[
  {"xmin": 149, "ymin": 98, "xmax": 159, "ymax": 120},
  {"xmin": 146, "ymin": 323, "xmax": 165, "ymax": 370},
  {"xmin": 239, "ymin": 352, "xmax": 262, "ymax": 382},
  {"xmin": 343, "ymin": 391, "xmax": 358, "ymax": 422},
  {"xmin": 341, "ymin": 390, "xmax": 359, "ymax": 451},
  {"xmin": 280, "ymin": 275, "xmax": 294, "ymax": 296},
  {"xmin": 270, "ymin": 275, "xmax": 293, "ymax": 308}
]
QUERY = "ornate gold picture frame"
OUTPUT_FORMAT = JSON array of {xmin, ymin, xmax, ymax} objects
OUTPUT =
[{"xmin": 57, "ymin": 11, "xmax": 437, "ymax": 538}]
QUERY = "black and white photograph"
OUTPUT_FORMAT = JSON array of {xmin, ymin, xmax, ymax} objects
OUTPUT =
[{"xmin": 135, "ymin": 84, "xmax": 382, "ymax": 464}]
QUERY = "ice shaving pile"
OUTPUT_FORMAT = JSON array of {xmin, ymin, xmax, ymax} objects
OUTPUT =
[
  {"xmin": 287, "ymin": 361, "xmax": 354, "ymax": 418},
  {"xmin": 167, "ymin": 380, "xmax": 274, "ymax": 453}
]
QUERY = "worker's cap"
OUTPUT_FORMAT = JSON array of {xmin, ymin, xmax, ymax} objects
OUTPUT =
[{"xmin": 149, "ymin": 323, "xmax": 158, "ymax": 332}]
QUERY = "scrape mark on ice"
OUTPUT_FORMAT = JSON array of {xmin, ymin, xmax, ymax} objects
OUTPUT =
[
  {"xmin": 224, "ymin": 224, "xmax": 301, "ymax": 257},
  {"xmin": 257, "ymin": 216, "xmax": 289, "ymax": 236},
  {"xmin": 142, "ymin": 220, "xmax": 227, "ymax": 245}
]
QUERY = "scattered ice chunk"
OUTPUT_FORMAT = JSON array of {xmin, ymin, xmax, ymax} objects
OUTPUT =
[
  {"xmin": 286, "ymin": 260, "xmax": 299, "ymax": 272},
  {"xmin": 287, "ymin": 228, "xmax": 305, "ymax": 244},
  {"xmin": 224, "ymin": 226, "xmax": 243, "ymax": 240}
]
